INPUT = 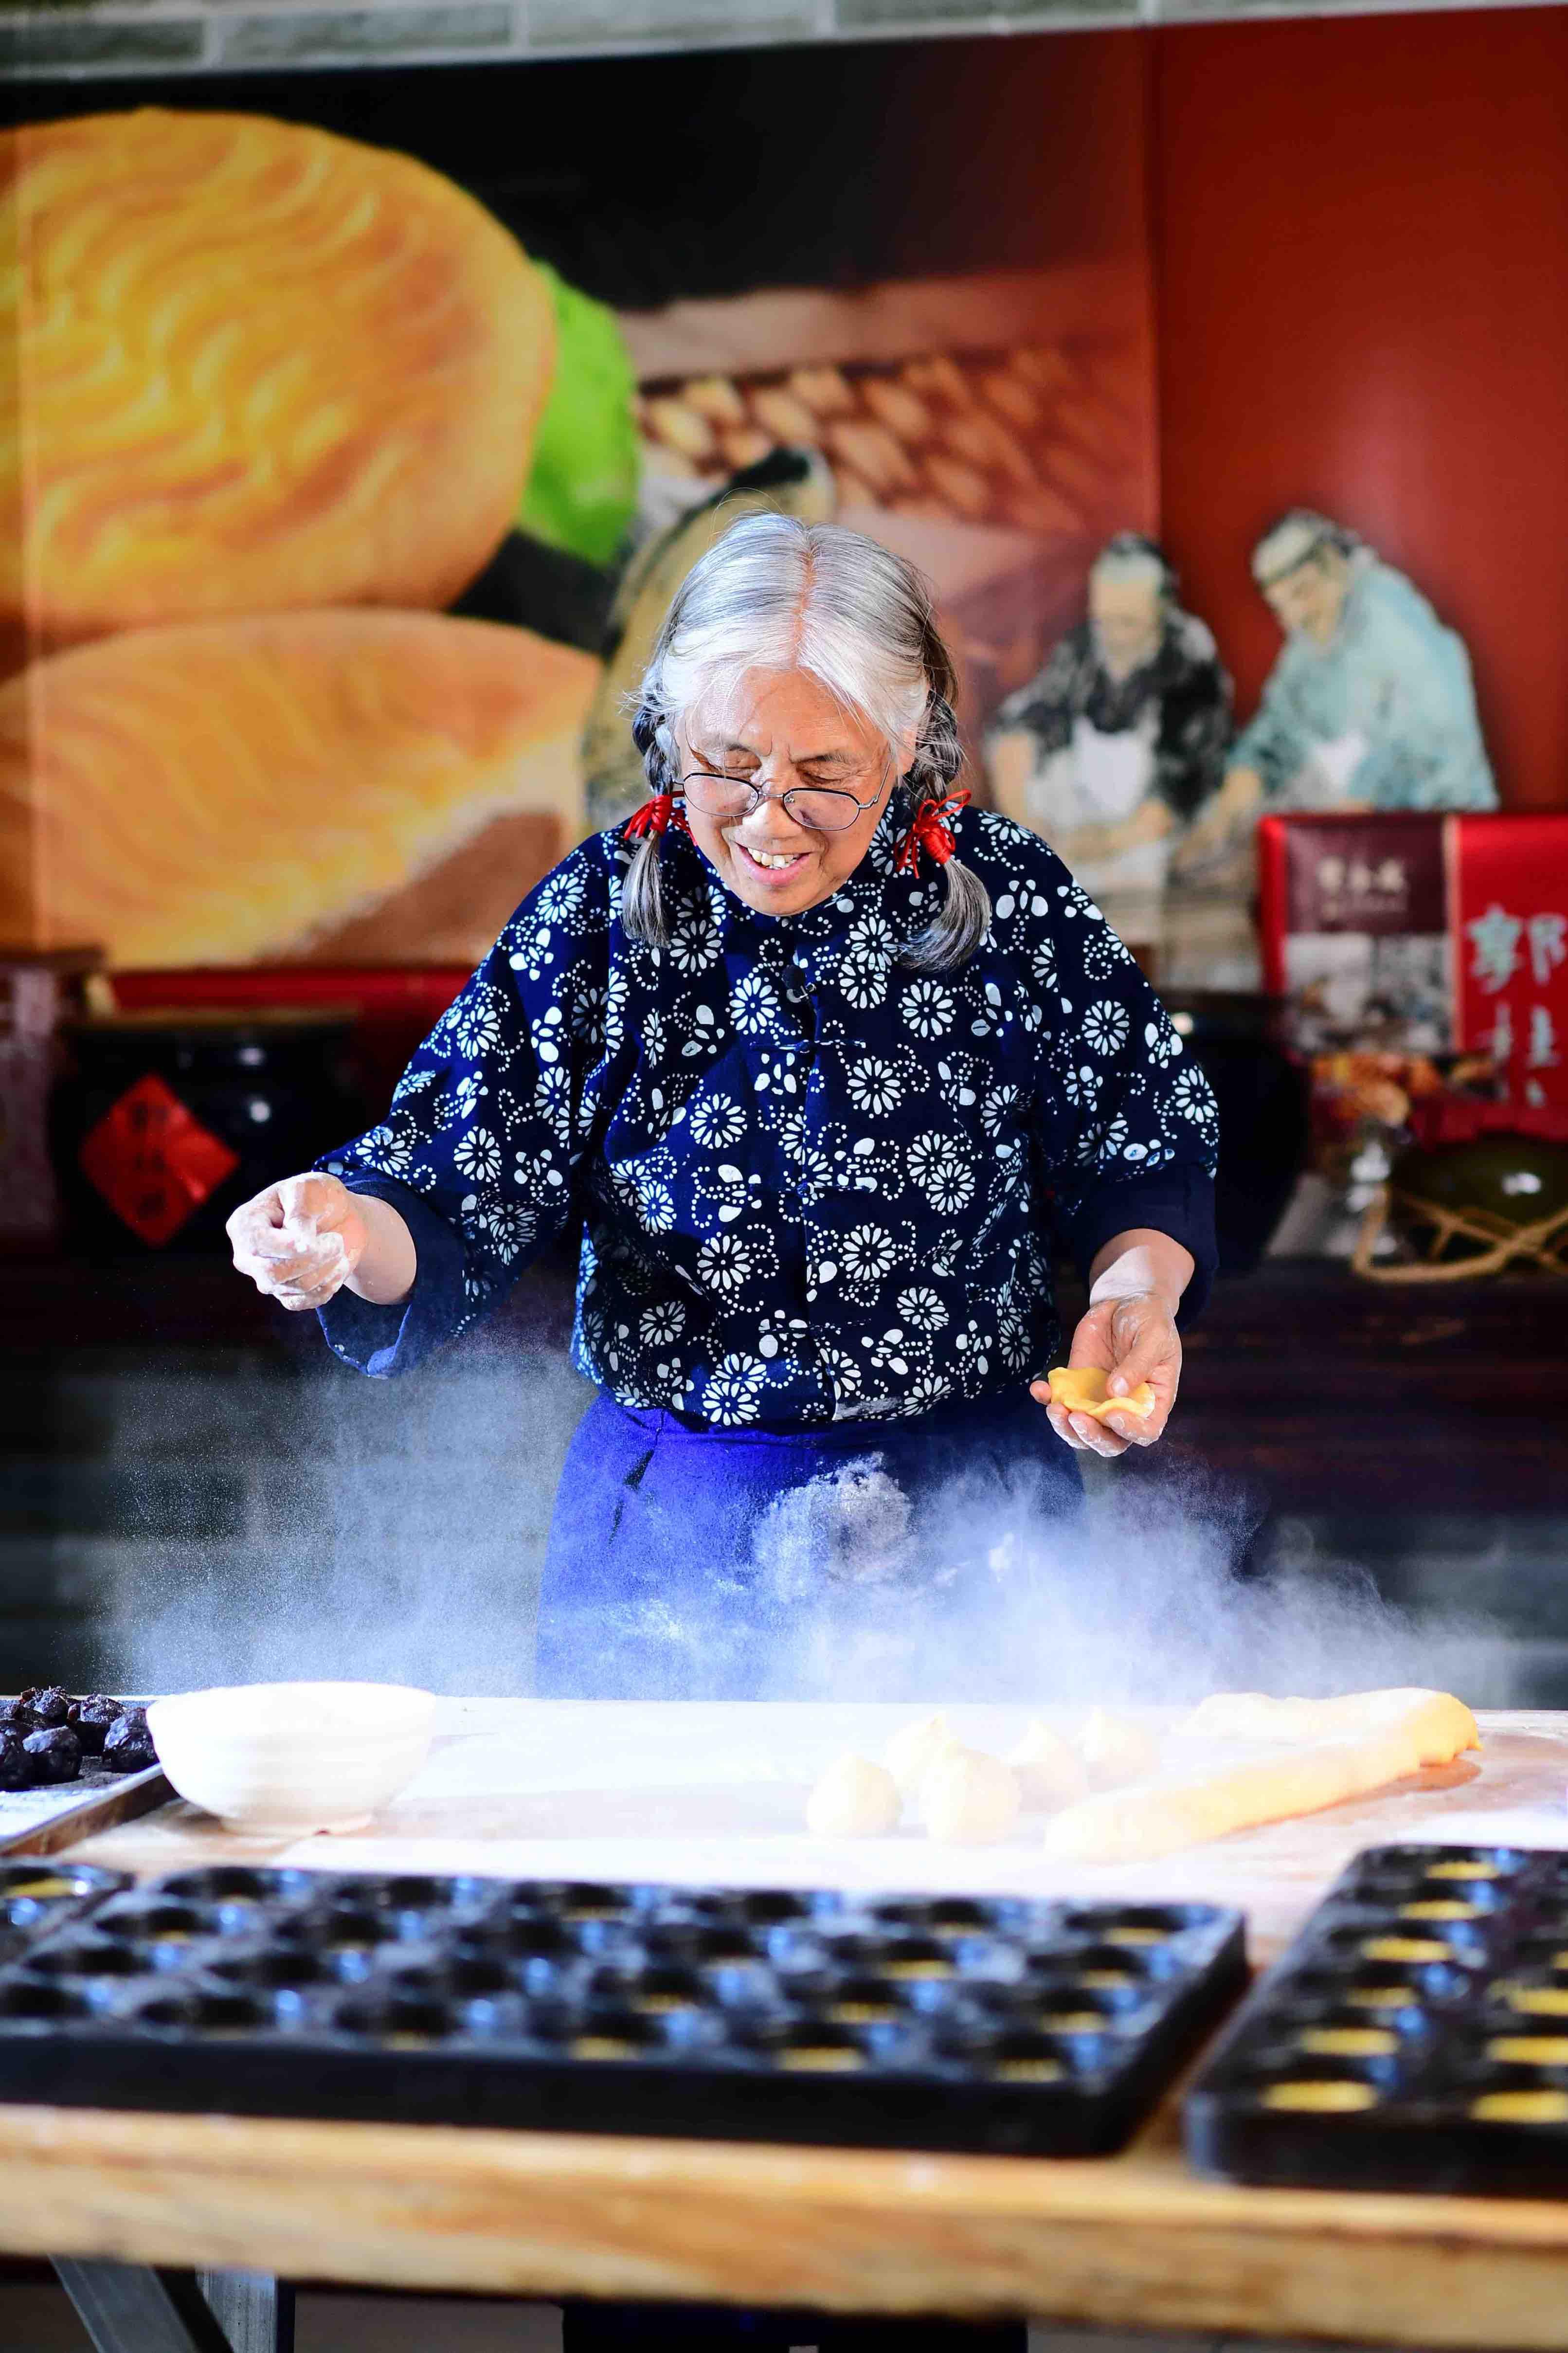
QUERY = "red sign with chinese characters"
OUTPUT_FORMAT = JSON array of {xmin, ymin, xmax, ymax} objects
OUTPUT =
[
  {"xmin": 77, "ymin": 1071, "xmax": 240, "ymax": 1246},
  {"xmin": 1267, "ymin": 814, "xmax": 1448, "ymax": 939},
  {"xmin": 1260, "ymin": 812, "xmax": 1568, "ymax": 1113},
  {"xmin": 1451, "ymin": 816, "xmax": 1568, "ymax": 1114}
]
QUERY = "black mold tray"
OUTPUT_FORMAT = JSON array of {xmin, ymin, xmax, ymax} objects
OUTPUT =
[
  {"xmin": 0, "ymin": 1866, "xmax": 1245, "ymax": 2156},
  {"xmin": 0, "ymin": 1863, "xmax": 129, "ymax": 1965},
  {"xmin": 1185, "ymin": 1843, "xmax": 1568, "ymax": 2195}
]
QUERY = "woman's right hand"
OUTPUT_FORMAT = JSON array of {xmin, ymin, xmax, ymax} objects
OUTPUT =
[{"xmin": 227, "ymin": 1172, "xmax": 369, "ymax": 1311}]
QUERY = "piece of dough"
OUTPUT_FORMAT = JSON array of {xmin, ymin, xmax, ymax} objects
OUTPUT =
[
  {"xmin": 1078, "ymin": 1706, "xmax": 1161, "ymax": 1791},
  {"xmin": 1261, "ymin": 2080, "xmax": 1380, "ymax": 2113},
  {"xmin": 1, "ymin": 109, "xmax": 555, "ymax": 657},
  {"xmin": 1472, "ymin": 2089, "xmax": 1568, "ymax": 2124},
  {"xmin": 1045, "ymin": 1367, "xmax": 1157, "ymax": 1423},
  {"xmin": 883, "ymin": 1711, "xmax": 955, "ymax": 1800},
  {"xmin": 0, "ymin": 611, "xmax": 598, "ymax": 965},
  {"xmin": 922, "ymin": 1748, "xmax": 1020, "ymax": 1846},
  {"xmin": 1181, "ymin": 1688, "xmax": 1479, "ymax": 1766},
  {"xmin": 1008, "ymin": 1717, "xmax": 1090, "ymax": 1811},
  {"xmin": 1043, "ymin": 1725, "xmax": 1425, "ymax": 1864},
  {"xmin": 805, "ymin": 1753, "xmax": 901, "ymax": 1838}
]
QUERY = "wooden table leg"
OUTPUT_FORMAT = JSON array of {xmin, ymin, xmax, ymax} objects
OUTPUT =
[{"xmin": 52, "ymin": 2258, "xmax": 294, "ymax": 2353}]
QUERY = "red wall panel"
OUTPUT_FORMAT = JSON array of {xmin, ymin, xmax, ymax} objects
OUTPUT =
[{"xmin": 1151, "ymin": 8, "xmax": 1568, "ymax": 810}]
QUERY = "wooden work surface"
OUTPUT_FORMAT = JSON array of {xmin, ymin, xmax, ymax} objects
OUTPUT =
[{"xmin": 1, "ymin": 1700, "xmax": 1567, "ymax": 2342}]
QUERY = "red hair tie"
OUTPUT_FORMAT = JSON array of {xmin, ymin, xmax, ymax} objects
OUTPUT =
[
  {"xmin": 623, "ymin": 792, "xmax": 688, "ymax": 842},
  {"xmin": 894, "ymin": 787, "xmax": 970, "ymax": 874}
]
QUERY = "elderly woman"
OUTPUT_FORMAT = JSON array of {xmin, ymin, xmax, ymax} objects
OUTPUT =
[{"xmin": 229, "ymin": 516, "xmax": 1218, "ymax": 1702}]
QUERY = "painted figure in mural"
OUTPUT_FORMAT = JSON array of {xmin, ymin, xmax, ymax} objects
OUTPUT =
[
  {"xmin": 1177, "ymin": 511, "xmax": 1496, "ymax": 882},
  {"xmin": 984, "ymin": 534, "xmax": 1232, "ymax": 939}
]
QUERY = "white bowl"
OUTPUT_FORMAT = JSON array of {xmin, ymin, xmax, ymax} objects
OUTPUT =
[{"xmin": 146, "ymin": 1681, "xmax": 437, "ymax": 1836}]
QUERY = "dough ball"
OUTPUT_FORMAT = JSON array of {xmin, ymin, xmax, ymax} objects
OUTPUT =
[
  {"xmin": 1008, "ymin": 1718, "xmax": 1090, "ymax": 1812},
  {"xmin": 883, "ymin": 1711, "xmax": 955, "ymax": 1800},
  {"xmin": 1078, "ymin": 1706, "xmax": 1161, "ymax": 1791},
  {"xmin": 922, "ymin": 1748, "xmax": 1021, "ymax": 1846},
  {"xmin": 2, "ymin": 109, "xmax": 556, "ymax": 655},
  {"xmin": 805, "ymin": 1753, "xmax": 901, "ymax": 1838}
]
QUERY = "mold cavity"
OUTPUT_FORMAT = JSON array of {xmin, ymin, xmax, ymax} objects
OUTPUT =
[
  {"xmin": 738, "ymin": 1892, "xmax": 809, "ymax": 1926},
  {"xmin": 925, "ymin": 1900, "xmax": 993, "ymax": 1937},
  {"xmin": 31, "ymin": 1939, "xmax": 142, "ymax": 1979},
  {"xmin": 211, "ymin": 1950, "xmax": 325, "ymax": 1991},
  {"xmin": 989, "ymin": 2033, "xmax": 1065, "ymax": 2084},
  {"xmin": 0, "ymin": 1980, "xmax": 91, "ymax": 2020},
  {"xmin": 450, "ymin": 1957, "xmax": 512, "ymax": 1998},
  {"xmin": 336, "ymin": 1995, "xmax": 451, "ymax": 2044},
  {"xmin": 1260, "ymin": 2076, "xmax": 1381, "ymax": 2113},
  {"xmin": 320, "ymin": 1909, "xmax": 393, "ymax": 1951},
  {"xmin": 570, "ymin": 2013, "xmax": 658, "ymax": 2061},
  {"xmin": 1066, "ymin": 1906, "xmax": 1195, "ymax": 1943},
  {"xmin": 827, "ymin": 1978, "xmax": 902, "ymax": 2025},
  {"xmin": 561, "ymin": 1885, "xmax": 629, "ymax": 1921},
  {"xmin": 775, "ymin": 2029, "xmax": 865, "ymax": 2073},
  {"xmin": 138, "ymin": 1992, "xmax": 267, "ymax": 2034},
  {"xmin": 694, "ymin": 1929, "xmax": 765, "ymax": 1969},
  {"xmin": 1297, "ymin": 2024, "xmax": 1400, "ymax": 2060},
  {"xmin": 883, "ymin": 1940, "xmax": 954, "ymax": 1982},
  {"xmin": 632, "ymin": 1969, "xmax": 707, "ymax": 2015}
]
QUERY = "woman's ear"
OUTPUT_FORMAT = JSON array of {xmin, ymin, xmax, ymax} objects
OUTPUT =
[{"xmin": 890, "ymin": 720, "xmax": 921, "ymax": 782}]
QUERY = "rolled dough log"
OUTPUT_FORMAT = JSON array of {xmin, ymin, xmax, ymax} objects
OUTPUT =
[
  {"xmin": 922, "ymin": 1747, "xmax": 1021, "ymax": 1846},
  {"xmin": 883, "ymin": 1711, "xmax": 955, "ymax": 1799},
  {"xmin": 1042, "ymin": 1724, "xmax": 1426, "ymax": 1863},
  {"xmin": 1078, "ymin": 1705, "xmax": 1161, "ymax": 1790},
  {"xmin": 805, "ymin": 1753, "xmax": 901, "ymax": 1838},
  {"xmin": 1008, "ymin": 1718, "xmax": 1090, "ymax": 1811},
  {"xmin": 1181, "ymin": 1688, "xmax": 1478, "ymax": 1765},
  {"xmin": 1046, "ymin": 1367, "xmax": 1156, "ymax": 1423}
]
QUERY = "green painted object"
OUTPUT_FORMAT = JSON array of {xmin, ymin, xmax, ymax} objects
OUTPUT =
[
  {"xmin": 517, "ymin": 263, "xmax": 640, "ymax": 569},
  {"xmin": 1390, "ymin": 1135, "xmax": 1568, "ymax": 1260}
]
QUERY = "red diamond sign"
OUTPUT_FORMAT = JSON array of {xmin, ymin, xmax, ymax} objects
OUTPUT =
[{"xmin": 77, "ymin": 1072, "xmax": 240, "ymax": 1247}]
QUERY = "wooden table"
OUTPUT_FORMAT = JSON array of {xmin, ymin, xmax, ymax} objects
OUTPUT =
[{"xmin": 10, "ymin": 1701, "xmax": 1568, "ymax": 2352}]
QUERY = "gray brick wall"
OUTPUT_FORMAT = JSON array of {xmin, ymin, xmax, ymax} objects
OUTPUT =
[{"xmin": 0, "ymin": 0, "xmax": 1550, "ymax": 82}]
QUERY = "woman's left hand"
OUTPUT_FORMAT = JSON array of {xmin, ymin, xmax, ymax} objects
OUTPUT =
[{"xmin": 1030, "ymin": 1291, "xmax": 1182, "ymax": 1459}]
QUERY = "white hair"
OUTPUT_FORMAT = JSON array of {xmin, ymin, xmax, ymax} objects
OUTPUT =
[
  {"xmin": 1252, "ymin": 509, "xmax": 1359, "ymax": 588},
  {"xmin": 623, "ymin": 513, "xmax": 988, "ymax": 970},
  {"xmin": 1090, "ymin": 532, "xmax": 1173, "ymax": 602}
]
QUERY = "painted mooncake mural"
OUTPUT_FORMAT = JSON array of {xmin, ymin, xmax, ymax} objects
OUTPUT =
[{"xmin": 0, "ymin": 83, "xmax": 1157, "ymax": 969}]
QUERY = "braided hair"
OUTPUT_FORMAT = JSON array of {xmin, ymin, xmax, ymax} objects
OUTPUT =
[
  {"xmin": 896, "ymin": 598, "xmax": 990, "ymax": 971},
  {"xmin": 620, "ymin": 702, "xmax": 681, "ymax": 948}
]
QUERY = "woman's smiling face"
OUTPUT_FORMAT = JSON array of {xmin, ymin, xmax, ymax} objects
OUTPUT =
[{"xmin": 676, "ymin": 668, "xmax": 911, "ymax": 917}]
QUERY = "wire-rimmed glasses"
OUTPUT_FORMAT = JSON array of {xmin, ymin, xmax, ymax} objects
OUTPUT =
[{"xmin": 678, "ymin": 756, "xmax": 891, "ymax": 835}]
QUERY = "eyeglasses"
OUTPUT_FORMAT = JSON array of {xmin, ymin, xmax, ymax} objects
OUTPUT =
[{"xmin": 679, "ymin": 759, "xmax": 890, "ymax": 835}]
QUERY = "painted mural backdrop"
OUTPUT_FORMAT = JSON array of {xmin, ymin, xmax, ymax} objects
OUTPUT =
[{"xmin": 0, "ymin": 62, "xmax": 1157, "ymax": 970}]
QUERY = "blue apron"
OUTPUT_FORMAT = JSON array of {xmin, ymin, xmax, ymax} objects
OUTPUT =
[{"xmin": 535, "ymin": 1387, "xmax": 1082, "ymax": 1702}]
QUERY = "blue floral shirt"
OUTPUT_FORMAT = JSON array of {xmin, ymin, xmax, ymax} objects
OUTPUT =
[{"xmin": 317, "ymin": 806, "xmax": 1219, "ymax": 1426}]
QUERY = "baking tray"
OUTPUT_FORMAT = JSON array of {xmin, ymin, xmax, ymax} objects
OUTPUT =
[
  {"xmin": 0, "ymin": 1862, "xmax": 131, "ymax": 1964},
  {"xmin": 0, "ymin": 1761, "xmax": 171, "ymax": 1859},
  {"xmin": 0, "ymin": 1695, "xmax": 170, "ymax": 1858},
  {"xmin": 1185, "ymin": 1842, "xmax": 1568, "ymax": 2194},
  {"xmin": 0, "ymin": 1868, "xmax": 1246, "ymax": 2155}
]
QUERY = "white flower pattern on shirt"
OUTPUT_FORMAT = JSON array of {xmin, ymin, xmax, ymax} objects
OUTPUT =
[{"xmin": 319, "ymin": 805, "xmax": 1217, "ymax": 1424}]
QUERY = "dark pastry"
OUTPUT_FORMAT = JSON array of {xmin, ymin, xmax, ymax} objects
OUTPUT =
[
  {"xmin": 103, "ymin": 1710, "xmax": 156, "ymax": 1774},
  {"xmin": 0, "ymin": 1698, "xmax": 23, "ymax": 1727},
  {"xmin": 68, "ymin": 1695, "xmax": 122, "ymax": 1754},
  {"xmin": 21, "ymin": 1686, "xmax": 71, "ymax": 1730},
  {"xmin": 21, "ymin": 1726, "xmax": 81, "ymax": 1785},
  {"xmin": 0, "ymin": 1725, "xmax": 29, "ymax": 1791}
]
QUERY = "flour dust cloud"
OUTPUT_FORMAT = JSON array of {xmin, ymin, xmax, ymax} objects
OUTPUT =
[{"xmin": 102, "ymin": 1338, "xmax": 1511, "ymax": 1712}]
